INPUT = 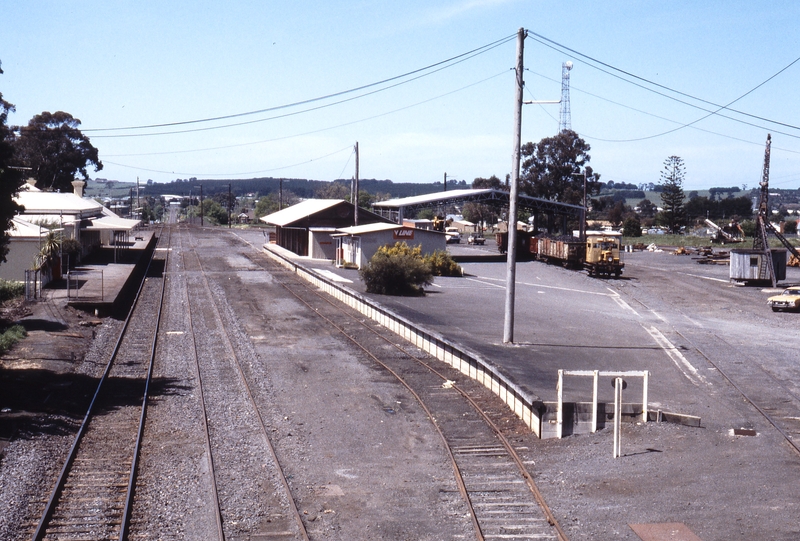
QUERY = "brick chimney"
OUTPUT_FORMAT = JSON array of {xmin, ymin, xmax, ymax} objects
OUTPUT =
[{"xmin": 72, "ymin": 179, "xmax": 86, "ymax": 198}]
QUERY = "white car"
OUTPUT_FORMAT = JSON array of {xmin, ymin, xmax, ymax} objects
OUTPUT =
[{"xmin": 445, "ymin": 227, "xmax": 461, "ymax": 244}]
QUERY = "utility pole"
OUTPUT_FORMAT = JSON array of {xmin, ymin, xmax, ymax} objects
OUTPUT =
[
  {"xmin": 503, "ymin": 27, "xmax": 526, "ymax": 344},
  {"xmin": 279, "ymin": 178, "xmax": 283, "ymax": 210},
  {"xmin": 199, "ymin": 185, "xmax": 204, "ymax": 227},
  {"xmin": 228, "ymin": 183, "xmax": 232, "ymax": 229},
  {"xmin": 444, "ymin": 171, "xmax": 447, "ymax": 192},
  {"xmin": 354, "ymin": 142, "xmax": 359, "ymax": 226}
]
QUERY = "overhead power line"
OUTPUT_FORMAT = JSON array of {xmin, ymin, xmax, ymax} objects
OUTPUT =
[
  {"xmin": 526, "ymin": 30, "xmax": 800, "ymax": 134},
  {"xmin": 85, "ymin": 33, "xmax": 517, "ymax": 135},
  {"xmin": 104, "ymin": 144, "xmax": 355, "ymax": 178}
]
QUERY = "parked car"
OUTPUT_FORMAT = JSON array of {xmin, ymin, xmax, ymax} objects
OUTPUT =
[
  {"xmin": 467, "ymin": 232, "xmax": 485, "ymax": 245},
  {"xmin": 445, "ymin": 227, "xmax": 461, "ymax": 244},
  {"xmin": 767, "ymin": 286, "xmax": 800, "ymax": 312}
]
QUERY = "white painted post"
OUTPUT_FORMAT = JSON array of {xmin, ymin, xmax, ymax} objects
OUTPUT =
[
  {"xmin": 557, "ymin": 369, "xmax": 564, "ymax": 439},
  {"xmin": 592, "ymin": 370, "xmax": 599, "ymax": 433},
  {"xmin": 613, "ymin": 377, "xmax": 623, "ymax": 458},
  {"xmin": 642, "ymin": 371, "xmax": 649, "ymax": 422}
]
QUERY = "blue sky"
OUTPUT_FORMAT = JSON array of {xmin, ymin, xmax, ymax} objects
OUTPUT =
[{"xmin": 2, "ymin": 1, "xmax": 800, "ymax": 190}]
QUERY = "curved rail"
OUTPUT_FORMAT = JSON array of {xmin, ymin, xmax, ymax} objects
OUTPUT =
[
  {"xmin": 268, "ymin": 260, "xmax": 568, "ymax": 541},
  {"xmin": 32, "ymin": 226, "xmax": 169, "ymax": 541}
]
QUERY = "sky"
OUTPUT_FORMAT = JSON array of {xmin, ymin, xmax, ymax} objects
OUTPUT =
[{"xmin": 2, "ymin": 1, "xmax": 800, "ymax": 191}]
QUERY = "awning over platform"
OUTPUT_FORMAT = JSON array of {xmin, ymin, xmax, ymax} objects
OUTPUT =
[{"xmin": 85, "ymin": 214, "xmax": 141, "ymax": 231}]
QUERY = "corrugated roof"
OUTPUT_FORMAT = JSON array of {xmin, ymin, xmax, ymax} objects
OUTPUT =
[
  {"xmin": 336, "ymin": 223, "xmax": 402, "ymax": 235},
  {"xmin": 373, "ymin": 188, "xmax": 491, "ymax": 208},
  {"xmin": 85, "ymin": 214, "xmax": 141, "ymax": 231},
  {"xmin": 15, "ymin": 190, "xmax": 104, "ymax": 217},
  {"xmin": 260, "ymin": 199, "xmax": 345, "ymax": 226},
  {"xmin": 8, "ymin": 217, "xmax": 48, "ymax": 238}
]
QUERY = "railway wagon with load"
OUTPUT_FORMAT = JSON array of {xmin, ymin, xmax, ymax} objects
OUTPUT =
[
  {"xmin": 534, "ymin": 236, "xmax": 584, "ymax": 268},
  {"xmin": 495, "ymin": 230, "xmax": 535, "ymax": 257},
  {"xmin": 529, "ymin": 231, "xmax": 624, "ymax": 277},
  {"xmin": 498, "ymin": 230, "xmax": 623, "ymax": 277}
]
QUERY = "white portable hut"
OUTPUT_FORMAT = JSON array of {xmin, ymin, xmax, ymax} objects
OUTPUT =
[{"xmin": 333, "ymin": 223, "xmax": 447, "ymax": 269}]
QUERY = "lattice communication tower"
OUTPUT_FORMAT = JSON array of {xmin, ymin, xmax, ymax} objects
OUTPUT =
[{"xmin": 559, "ymin": 61, "xmax": 573, "ymax": 132}]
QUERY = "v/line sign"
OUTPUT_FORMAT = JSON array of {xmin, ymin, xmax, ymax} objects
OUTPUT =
[{"xmin": 393, "ymin": 229, "xmax": 415, "ymax": 240}]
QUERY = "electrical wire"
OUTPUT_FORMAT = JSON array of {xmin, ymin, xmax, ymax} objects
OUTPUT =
[
  {"xmin": 527, "ymin": 36, "xmax": 800, "ymax": 141},
  {"xmin": 84, "ymin": 33, "xmax": 517, "ymax": 134},
  {"xmin": 102, "ymin": 70, "xmax": 509, "ymax": 159},
  {"xmin": 335, "ymin": 147, "xmax": 355, "ymax": 182},
  {"xmin": 526, "ymin": 30, "xmax": 800, "ymax": 133},
  {"xmin": 525, "ymin": 71, "xmax": 800, "ymax": 155},
  {"xmin": 103, "ymin": 145, "xmax": 354, "ymax": 178},
  {"xmin": 90, "ymin": 42, "xmax": 510, "ymax": 139}
]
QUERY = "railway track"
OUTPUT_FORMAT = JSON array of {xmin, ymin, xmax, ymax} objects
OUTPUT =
[
  {"xmin": 231, "ymin": 234, "xmax": 568, "ymax": 541},
  {"xmin": 616, "ymin": 274, "xmax": 800, "ymax": 458},
  {"xmin": 178, "ymin": 227, "xmax": 310, "ymax": 540},
  {"xmin": 29, "ymin": 227, "xmax": 169, "ymax": 541}
]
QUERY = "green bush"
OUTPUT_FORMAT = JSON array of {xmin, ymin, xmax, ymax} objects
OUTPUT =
[
  {"xmin": 0, "ymin": 279, "xmax": 24, "ymax": 303},
  {"xmin": 622, "ymin": 216, "xmax": 642, "ymax": 237},
  {"xmin": 0, "ymin": 325, "xmax": 26, "ymax": 354},
  {"xmin": 61, "ymin": 238, "xmax": 82, "ymax": 267},
  {"xmin": 425, "ymin": 250, "xmax": 462, "ymax": 277},
  {"xmin": 359, "ymin": 242, "xmax": 433, "ymax": 295}
]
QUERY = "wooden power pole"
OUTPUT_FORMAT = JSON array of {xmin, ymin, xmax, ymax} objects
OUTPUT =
[{"xmin": 503, "ymin": 27, "xmax": 526, "ymax": 344}]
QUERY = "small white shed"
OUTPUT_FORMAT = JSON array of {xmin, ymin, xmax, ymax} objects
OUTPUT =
[
  {"xmin": 334, "ymin": 223, "xmax": 447, "ymax": 269},
  {"xmin": 0, "ymin": 218, "xmax": 49, "ymax": 282}
]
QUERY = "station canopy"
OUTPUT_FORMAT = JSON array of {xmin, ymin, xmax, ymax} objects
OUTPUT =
[{"xmin": 371, "ymin": 188, "xmax": 584, "ymax": 223}]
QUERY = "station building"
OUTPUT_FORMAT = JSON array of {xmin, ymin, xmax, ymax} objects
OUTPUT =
[
  {"xmin": 333, "ymin": 223, "xmax": 447, "ymax": 269},
  {"xmin": 260, "ymin": 199, "xmax": 393, "ymax": 259}
]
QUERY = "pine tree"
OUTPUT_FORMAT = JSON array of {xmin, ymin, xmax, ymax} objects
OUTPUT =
[{"xmin": 659, "ymin": 156, "xmax": 686, "ymax": 234}]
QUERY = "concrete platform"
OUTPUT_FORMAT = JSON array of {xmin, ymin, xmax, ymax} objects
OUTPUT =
[
  {"xmin": 45, "ymin": 230, "xmax": 157, "ymax": 316},
  {"xmin": 260, "ymin": 238, "xmax": 800, "ymax": 439}
]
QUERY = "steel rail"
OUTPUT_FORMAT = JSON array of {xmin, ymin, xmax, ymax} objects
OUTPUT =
[
  {"xmin": 272, "ymin": 275, "xmax": 487, "ymax": 541},
  {"xmin": 180, "ymin": 227, "xmax": 226, "ymax": 541},
  {"xmin": 119, "ymin": 225, "xmax": 171, "ymax": 540},
  {"xmin": 32, "ymin": 227, "xmax": 167, "ymax": 541},
  {"xmin": 622, "ymin": 287, "xmax": 800, "ymax": 459},
  {"xmin": 230, "ymin": 230, "xmax": 566, "ymax": 540},
  {"xmin": 675, "ymin": 328, "xmax": 800, "ymax": 458},
  {"xmin": 186, "ymin": 229, "xmax": 311, "ymax": 541},
  {"xmin": 277, "ymin": 275, "xmax": 569, "ymax": 541}
]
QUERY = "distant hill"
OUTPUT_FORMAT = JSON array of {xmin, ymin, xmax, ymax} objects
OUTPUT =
[{"xmin": 87, "ymin": 176, "xmax": 468, "ymax": 200}]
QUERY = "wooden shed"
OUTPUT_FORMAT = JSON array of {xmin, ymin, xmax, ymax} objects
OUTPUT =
[{"xmin": 260, "ymin": 199, "xmax": 393, "ymax": 258}]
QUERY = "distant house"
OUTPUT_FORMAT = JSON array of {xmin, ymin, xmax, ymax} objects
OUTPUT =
[
  {"xmin": 450, "ymin": 219, "xmax": 476, "ymax": 233},
  {"xmin": 333, "ymin": 223, "xmax": 447, "ymax": 269},
  {"xmin": 260, "ymin": 199, "xmax": 393, "ymax": 258}
]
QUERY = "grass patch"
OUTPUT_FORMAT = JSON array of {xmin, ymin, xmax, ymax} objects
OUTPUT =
[
  {"xmin": 0, "ymin": 324, "xmax": 26, "ymax": 355},
  {"xmin": 0, "ymin": 280, "xmax": 24, "ymax": 303}
]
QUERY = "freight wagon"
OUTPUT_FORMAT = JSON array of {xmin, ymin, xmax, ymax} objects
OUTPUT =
[
  {"xmin": 495, "ymin": 231, "xmax": 535, "ymax": 258},
  {"xmin": 534, "ymin": 236, "xmax": 584, "ymax": 268},
  {"xmin": 497, "ymin": 230, "xmax": 624, "ymax": 277}
]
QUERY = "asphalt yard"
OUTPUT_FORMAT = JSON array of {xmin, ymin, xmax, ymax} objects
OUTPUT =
[{"xmin": 277, "ymin": 233, "xmax": 800, "ymax": 540}]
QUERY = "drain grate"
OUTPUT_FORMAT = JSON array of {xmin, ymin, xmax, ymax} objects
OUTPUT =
[{"xmin": 629, "ymin": 522, "xmax": 703, "ymax": 541}]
